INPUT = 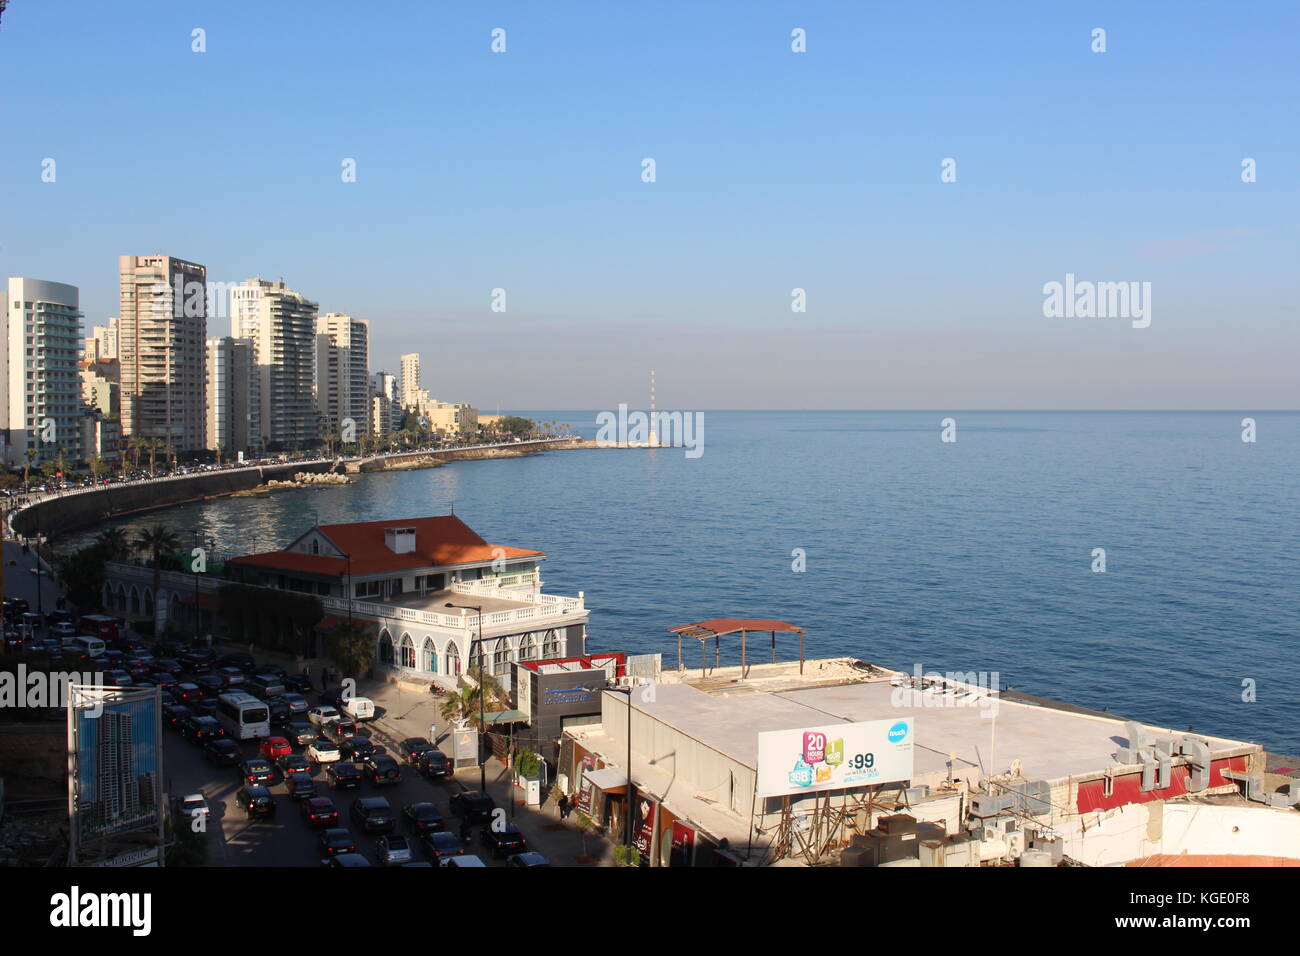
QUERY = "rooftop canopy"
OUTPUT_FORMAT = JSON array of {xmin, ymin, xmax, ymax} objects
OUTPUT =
[{"xmin": 667, "ymin": 618, "xmax": 807, "ymax": 676}]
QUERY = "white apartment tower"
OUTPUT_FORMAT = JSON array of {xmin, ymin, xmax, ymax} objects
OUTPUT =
[
  {"xmin": 118, "ymin": 255, "xmax": 208, "ymax": 453},
  {"xmin": 206, "ymin": 336, "xmax": 258, "ymax": 456},
  {"xmin": 399, "ymin": 352, "xmax": 424, "ymax": 410},
  {"xmin": 314, "ymin": 313, "xmax": 369, "ymax": 439},
  {"xmin": 229, "ymin": 278, "xmax": 319, "ymax": 450},
  {"xmin": 2, "ymin": 278, "xmax": 84, "ymax": 467}
]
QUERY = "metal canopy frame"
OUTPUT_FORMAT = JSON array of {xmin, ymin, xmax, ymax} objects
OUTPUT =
[{"xmin": 667, "ymin": 618, "xmax": 807, "ymax": 678}]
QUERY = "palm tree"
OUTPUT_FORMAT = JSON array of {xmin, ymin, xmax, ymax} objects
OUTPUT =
[
  {"xmin": 87, "ymin": 454, "xmax": 106, "ymax": 482},
  {"xmin": 145, "ymin": 438, "xmax": 161, "ymax": 474},
  {"xmin": 132, "ymin": 524, "xmax": 180, "ymax": 618},
  {"xmin": 22, "ymin": 447, "xmax": 36, "ymax": 491},
  {"xmin": 95, "ymin": 526, "xmax": 129, "ymax": 560},
  {"xmin": 439, "ymin": 685, "xmax": 482, "ymax": 728}
]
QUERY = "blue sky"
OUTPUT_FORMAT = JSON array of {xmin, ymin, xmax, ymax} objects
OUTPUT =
[{"xmin": 2, "ymin": 1, "xmax": 1296, "ymax": 409}]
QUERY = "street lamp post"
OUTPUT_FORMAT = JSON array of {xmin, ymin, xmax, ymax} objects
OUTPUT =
[{"xmin": 445, "ymin": 602, "xmax": 486, "ymax": 793}]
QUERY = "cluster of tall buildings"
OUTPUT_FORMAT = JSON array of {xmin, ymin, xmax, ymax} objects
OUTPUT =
[{"xmin": 1, "ymin": 255, "xmax": 479, "ymax": 469}]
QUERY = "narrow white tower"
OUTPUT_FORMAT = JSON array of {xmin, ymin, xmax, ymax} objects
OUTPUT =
[{"xmin": 648, "ymin": 369, "xmax": 659, "ymax": 447}]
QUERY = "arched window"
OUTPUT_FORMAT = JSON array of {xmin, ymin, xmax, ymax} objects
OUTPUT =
[
  {"xmin": 444, "ymin": 642, "xmax": 462, "ymax": 676},
  {"xmin": 143, "ymin": 589, "xmax": 154, "ymax": 615},
  {"xmin": 377, "ymin": 629, "xmax": 394, "ymax": 665},
  {"xmin": 129, "ymin": 587, "xmax": 141, "ymax": 616},
  {"xmin": 469, "ymin": 643, "xmax": 485, "ymax": 675},
  {"xmin": 542, "ymin": 628, "xmax": 560, "ymax": 659},
  {"xmin": 400, "ymin": 633, "xmax": 415, "ymax": 669},
  {"xmin": 492, "ymin": 638, "xmax": 512, "ymax": 676},
  {"xmin": 422, "ymin": 637, "xmax": 437, "ymax": 673},
  {"xmin": 518, "ymin": 634, "xmax": 537, "ymax": 662}
]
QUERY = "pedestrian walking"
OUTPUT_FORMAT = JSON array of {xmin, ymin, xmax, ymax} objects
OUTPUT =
[{"xmin": 558, "ymin": 793, "xmax": 570, "ymax": 819}]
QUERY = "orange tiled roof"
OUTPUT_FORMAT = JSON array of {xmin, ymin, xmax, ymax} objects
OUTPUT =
[{"xmin": 230, "ymin": 515, "xmax": 541, "ymax": 577}]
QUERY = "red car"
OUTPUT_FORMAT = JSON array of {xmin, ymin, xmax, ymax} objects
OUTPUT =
[
  {"xmin": 300, "ymin": 796, "xmax": 340, "ymax": 828},
  {"xmin": 260, "ymin": 736, "xmax": 292, "ymax": 760}
]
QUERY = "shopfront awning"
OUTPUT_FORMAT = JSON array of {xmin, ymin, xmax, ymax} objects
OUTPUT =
[
  {"xmin": 482, "ymin": 709, "xmax": 527, "ymax": 725},
  {"xmin": 585, "ymin": 767, "xmax": 628, "ymax": 791}
]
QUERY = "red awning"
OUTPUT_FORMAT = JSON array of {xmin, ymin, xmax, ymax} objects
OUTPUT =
[{"xmin": 667, "ymin": 619, "xmax": 804, "ymax": 640}]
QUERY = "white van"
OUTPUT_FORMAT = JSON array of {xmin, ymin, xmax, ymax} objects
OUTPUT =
[
  {"xmin": 341, "ymin": 696, "xmax": 375, "ymax": 721},
  {"xmin": 71, "ymin": 636, "xmax": 106, "ymax": 658}
]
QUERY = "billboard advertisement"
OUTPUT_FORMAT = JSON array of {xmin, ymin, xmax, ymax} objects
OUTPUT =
[
  {"xmin": 68, "ymin": 685, "xmax": 163, "ymax": 864},
  {"xmin": 756, "ymin": 719, "xmax": 914, "ymax": 797}
]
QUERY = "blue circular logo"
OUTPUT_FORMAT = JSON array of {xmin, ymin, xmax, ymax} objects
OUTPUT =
[{"xmin": 887, "ymin": 721, "xmax": 909, "ymax": 744}]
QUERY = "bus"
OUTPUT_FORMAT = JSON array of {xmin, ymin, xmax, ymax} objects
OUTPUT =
[{"xmin": 217, "ymin": 691, "xmax": 271, "ymax": 740}]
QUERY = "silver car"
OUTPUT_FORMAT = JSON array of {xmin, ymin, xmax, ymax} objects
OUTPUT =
[{"xmin": 376, "ymin": 834, "xmax": 412, "ymax": 866}]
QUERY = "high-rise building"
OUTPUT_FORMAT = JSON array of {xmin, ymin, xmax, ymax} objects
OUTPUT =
[
  {"xmin": 314, "ymin": 313, "xmax": 369, "ymax": 439},
  {"xmin": 206, "ymin": 337, "xmax": 257, "ymax": 456},
  {"xmin": 118, "ymin": 256, "xmax": 208, "ymax": 454},
  {"xmin": 229, "ymin": 277, "xmax": 318, "ymax": 451},
  {"xmin": 370, "ymin": 371, "xmax": 397, "ymax": 435},
  {"xmin": 399, "ymin": 352, "xmax": 427, "ymax": 410},
  {"xmin": 84, "ymin": 320, "xmax": 118, "ymax": 362},
  {"xmin": 2, "ymin": 278, "xmax": 85, "ymax": 467}
]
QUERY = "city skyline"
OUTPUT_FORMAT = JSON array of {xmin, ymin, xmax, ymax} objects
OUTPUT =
[{"xmin": 1, "ymin": 3, "xmax": 1295, "ymax": 409}]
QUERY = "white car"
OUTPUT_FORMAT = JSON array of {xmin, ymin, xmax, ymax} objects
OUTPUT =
[
  {"xmin": 308, "ymin": 705, "xmax": 339, "ymax": 729},
  {"xmin": 178, "ymin": 793, "xmax": 209, "ymax": 821},
  {"xmin": 307, "ymin": 739, "xmax": 341, "ymax": 764}
]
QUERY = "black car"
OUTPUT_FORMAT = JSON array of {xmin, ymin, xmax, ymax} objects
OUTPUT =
[
  {"xmin": 284, "ymin": 774, "xmax": 317, "ymax": 801},
  {"xmin": 418, "ymin": 749, "xmax": 453, "ymax": 779},
  {"xmin": 326, "ymin": 761, "xmax": 363, "ymax": 790},
  {"xmin": 277, "ymin": 753, "xmax": 312, "ymax": 777},
  {"xmin": 422, "ymin": 831, "xmax": 464, "ymax": 861},
  {"xmin": 173, "ymin": 682, "xmax": 204, "ymax": 704},
  {"xmin": 364, "ymin": 755, "xmax": 402, "ymax": 785},
  {"xmin": 215, "ymin": 666, "xmax": 246, "ymax": 688},
  {"xmin": 449, "ymin": 791, "xmax": 497, "ymax": 824},
  {"xmin": 264, "ymin": 696, "xmax": 291, "ymax": 726},
  {"xmin": 481, "ymin": 824, "xmax": 528, "ymax": 859},
  {"xmin": 280, "ymin": 673, "xmax": 312, "ymax": 694},
  {"xmin": 402, "ymin": 802, "xmax": 445, "ymax": 835},
  {"xmin": 239, "ymin": 757, "xmax": 276, "ymax": 785},
  {"xmin": 235, "ymin": 785, "xmax": 276, "ymax": 817},
  {"xmin": 163, "ymin": 704, "xmax": 193, "ymax": 728},
  {"xmin": 286, "ymin": 718, "xmax": 318, "ymax": 747},
  {"xmin": 318, "ymin": 828, "xmax": 357, "ymax": 857},
  {"xmin": 182, "ymin": 715, "xmax": 224, "ymax": 743},
  {"xmin": 195, "ymin": 698, "xmax": 219, "ymax": 717},
  {"xmin": 194, "ymin": 674, "xmax": 224, "ymax": 697},
  {"xmin": 319, "ymin": 687, "xmax": 346, "ymax": 708},
  {"xmin": 399, "ymin": 737, "xmax": 436, "ymax": 765},
  {"xmin": 215, "ymin": 652, "xmax": 255, "ymax": 671},
  {"xmin": 340, "ymin": 737, "xmax": 376, "ymax": 762},
  {"xmin": 350, "ymin": 797, "xmax": 394, "ymax": 834},
  {"xmin": 323, "ymin": 852, "xmax": 371, "ymax": 868},
  {"xmin": 204, "ymin": 738, "xmax": 242, "ymax": 766}
]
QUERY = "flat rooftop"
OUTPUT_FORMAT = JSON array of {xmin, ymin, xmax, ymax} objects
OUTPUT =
[
  {"xmin": 377, "ymin": 587, "xmax": 533, "ymax": 616},
  {"xmin": 643, "ymin": 660, "xmax": 1259, "ymax": 784}
]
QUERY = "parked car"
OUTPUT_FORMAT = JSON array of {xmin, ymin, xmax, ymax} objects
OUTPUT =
[
  {"xmin": 326, "ymin": 761, "xmax": 362, "ymax": 791},
  {"xmin": 481, "ymin": 824, "xmax": 528, "ymax": 859},
  {"xmin": 350, "ymin": 797, "xmax": 394, "ymax": 834},
  {"xmin": 376, "ymin": 834, "xmax": 412, "ymax": 866},
  {"xmin": 422, "ymin": 831, "xmax": 464, "ymax": 862},
  {"xmin": 402, "ymin": 802, "xmax": 445, "ymax": 835},
  {"xmin": 307, "ymin": 739, "xmax": 341, "ymax": 764},
  {"xmin": 399, "ymin": 737, "xmax": 436, "ymax": 765},
  {"xmin": 318, "ymin": 828, "xmax": 357, "ymax": 858},
  {"xmin": 234, "ymin": 785, "xmax": 276, "ymax": 817},
  {"xmin": 204, "ymin": 738, "xmax": 242, "ymax": 767},
  {"xmin": 449, "ymin": 791, "xmax": 497, "ymax": 824},
  {"xmin": 363, "ymin": 755, "xmax": 402, "ymax": 786},
  {"xmin": 300, "ymin": 796, "xmax": 340, "ymax": 828},
  {"xmin": 418, "ymin": 749, "xmax": 453, "ymax": 779},
  {"xmin": 506, "ymin": 852, "xmax": 551, "ymax": 868},
  {"xmin": 340, "ymin": 696, "xmax": 375, "ymax": 721}
]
